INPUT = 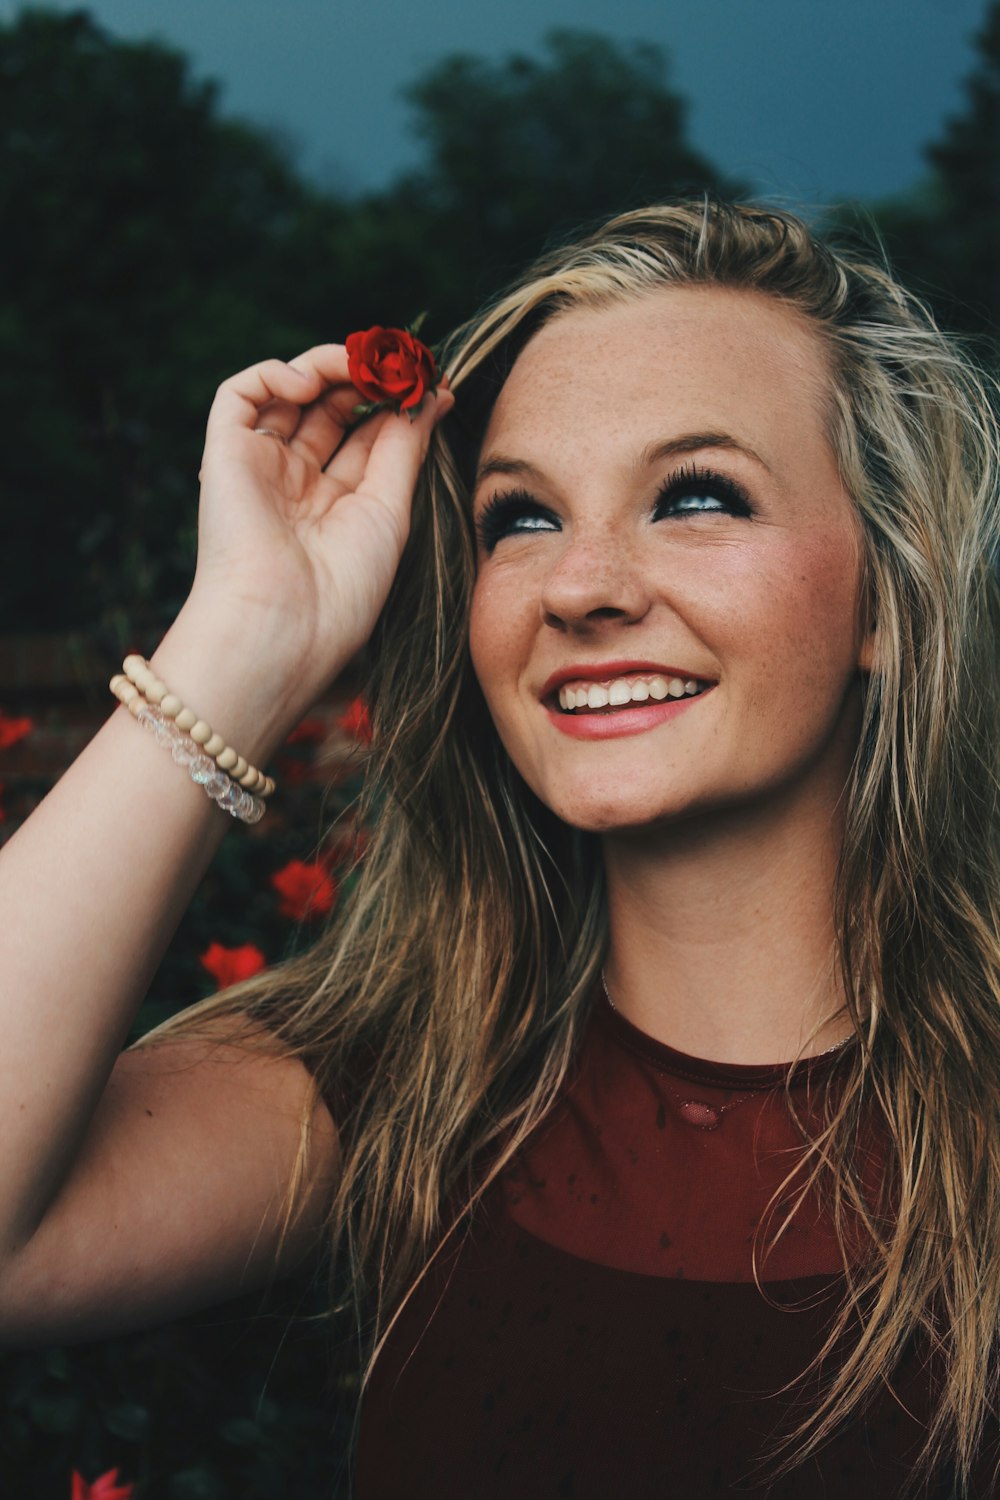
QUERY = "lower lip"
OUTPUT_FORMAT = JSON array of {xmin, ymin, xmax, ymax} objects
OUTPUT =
[{"xmin": 544, "ymin": 689, "xmax": 714, "ymax": 739}]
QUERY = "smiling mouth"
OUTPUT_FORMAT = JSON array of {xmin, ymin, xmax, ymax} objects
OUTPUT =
[{"xmin": 555, "ymin": 672, "xmax": 713, "ymax": 714}]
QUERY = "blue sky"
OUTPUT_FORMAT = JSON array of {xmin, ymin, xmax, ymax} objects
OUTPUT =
[{"xmin": 4, "ymin": 0, "xmax": 990, "ymax": 205}]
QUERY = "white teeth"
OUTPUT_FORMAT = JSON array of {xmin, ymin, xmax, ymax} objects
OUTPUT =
[{"xmin": 555, "ymin": 672, "xmax": 711, "ymax": 713}]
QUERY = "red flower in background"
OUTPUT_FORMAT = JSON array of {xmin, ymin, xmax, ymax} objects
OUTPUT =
[
  {"xmin": 271, "ymin": 859, "xmax": 338, "ymax": 921},
  {"xmin": 345, "ymin": 325, "xmax": 437, "ymax": 413},
  {"xmin": 337, "ymin": 697, "xmax": 372, "ymax": 745},
  {"xmin": 71, "ymin": 1468, "xmax": 134, "ymax": 1500},
  {"xmin": 0, "ymin": 713, "xmax": 33, "ymax": 750},
  {"xmin": 199, "ymin": 941, "xmax": 268, "ymax": 989},
  {"xmin": 285, "ymin": 716, "xmax": 326, "ymax": 746}
]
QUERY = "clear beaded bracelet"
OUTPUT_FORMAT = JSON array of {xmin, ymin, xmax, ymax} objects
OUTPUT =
[
  {"xmin": 120, "ymin": 654, "xmax": 274, "ymax": 798},
  {"xmin": 109, "ymin": 678, "xmax": 266, "ymax": 824}
]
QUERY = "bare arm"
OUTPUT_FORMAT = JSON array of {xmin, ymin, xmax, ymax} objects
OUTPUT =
[
  {"xmin": 0, "ymin": 1028, "xmax": 339, "ymax": 1345},
  {"xmin": 0, "ymin": 344, "xmax": 451, "ymax": 1342}
]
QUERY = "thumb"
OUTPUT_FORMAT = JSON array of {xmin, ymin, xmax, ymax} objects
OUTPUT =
[{"xmin": 355, "ymin": 390, "xmax": 453, "ymax": 522}]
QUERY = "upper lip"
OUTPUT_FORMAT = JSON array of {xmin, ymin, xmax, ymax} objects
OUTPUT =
[{"xmin": 540, "ymin": 660, "xmax": 716, "ymax": 698}]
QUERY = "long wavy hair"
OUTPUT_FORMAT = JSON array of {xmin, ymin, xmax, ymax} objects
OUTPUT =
[{"xmin": 151, "ymin": 200, "xmax": 1000, "ymax": 1495}]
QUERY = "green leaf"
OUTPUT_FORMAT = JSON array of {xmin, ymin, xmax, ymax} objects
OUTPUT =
[
  {"xmin": 407, "ymin": 309, "xmax": 429, "ymax": 336},
  {"xmin": 103, "ymin": 1400, "xmax": 151, "ymax": 1441},
  {"xmin": 25, "ymin": 1391, "xmax": 82, "ymax": 1434}
]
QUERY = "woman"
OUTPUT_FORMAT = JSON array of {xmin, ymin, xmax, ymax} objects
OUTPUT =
[{"xmin": 0, "ymin": 200, "xmax": 996, "ymax": 1497}]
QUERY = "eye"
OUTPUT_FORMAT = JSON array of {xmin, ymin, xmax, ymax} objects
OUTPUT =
[
  {"xmin": 654, "ymin": 464, "xmax": 753, "ymax": 519},
  {"xmin": 476, "ymin": 488, "xmax": 561, "ymax": 553}
]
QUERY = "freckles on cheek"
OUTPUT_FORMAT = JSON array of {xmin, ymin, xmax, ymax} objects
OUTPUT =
[
  {"xmin": 779, "ymin": 547, "xmax": 862, "ymax": 676},
  {"xmin": 468, "ymin": 581, "xmax": 520, "ymax": 697}
]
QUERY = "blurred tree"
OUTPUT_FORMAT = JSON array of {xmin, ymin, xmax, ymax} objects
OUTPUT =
[
  {"xmin": 857, "ymin": 0, "xmax": 999, "ymax": 348},
  {"xmin": 347, "ymin": 28, "xmax": 735, "ymax": 328},
  {"xmin": 0, "ymin": 8, "xmax": 348, "ymax": 632}
]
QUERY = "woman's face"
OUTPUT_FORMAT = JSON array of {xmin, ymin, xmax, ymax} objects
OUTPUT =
[{"xmin": 468, "ymin": 286, "xmax": 872, "ymax": 835}]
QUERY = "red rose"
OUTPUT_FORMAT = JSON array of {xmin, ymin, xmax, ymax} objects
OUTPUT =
[
  {"xmin": 270, "ymin": 859, "xmax": 338, "ymax": 921},
  {"xmin": 199, "ymin": 941, "xmax": 268, "ymax": 989},
  {"xmin": 0, "ymin": 713, "xmax": 33, "ymax": 751},
  {"xmin": 336, "ymin": 696, "xmax": 372, "ymax": 744},
  {"xmin": 345, "ymin": 326, "xmax": 437, "ymax": 413},
  {"xmin": 71, "ymin": 1469, "xmax": 134, "ymax": 1500}
]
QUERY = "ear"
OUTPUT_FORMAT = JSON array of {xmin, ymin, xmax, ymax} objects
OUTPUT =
[{"xmin": 857, "ymin": 619, "xmax": 876, "ymax": 673}]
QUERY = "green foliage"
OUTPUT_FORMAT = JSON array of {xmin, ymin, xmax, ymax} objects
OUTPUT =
[
  {"xmin": 355, "ymin": 29, "xmax": 735, "ymax": 327},
  {"xmin": 0, "ymin": 8, "xmax": 348, "ymax": 633},
  {"xmin": 842, "ymin": 0, "xmax": 999, "ymax": 352},
  {"xmin": 0, "ymin": 1278, "xmax": 353, "ymax": 1497}
]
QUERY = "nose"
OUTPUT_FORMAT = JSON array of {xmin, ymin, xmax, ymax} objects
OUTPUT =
[{"xmin": 540, "ymin": 530, "xmax": 652, "ymax": 631}]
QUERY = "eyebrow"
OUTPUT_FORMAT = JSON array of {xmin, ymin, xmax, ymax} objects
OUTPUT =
[{"xmin": 474, "ymin": 431, "xmax": 770, "ymax": 491}]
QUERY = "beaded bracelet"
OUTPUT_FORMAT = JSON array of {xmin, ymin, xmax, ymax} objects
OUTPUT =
[
  {"xmin": 109, "ymin": 657, "xmax": 275, "ymax": 825},
  {"xmin": 120, "ymin": 655, "xmax": 275, "ymax": 798},
  {"xmin": 109, "ymin": 678, "xmax": 265, "ymax": 823}
]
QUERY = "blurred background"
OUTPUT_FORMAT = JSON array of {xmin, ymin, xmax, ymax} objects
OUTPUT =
[{"xmin": 0, "ymin": 1, "xmax": 996, "ymax": 1493}]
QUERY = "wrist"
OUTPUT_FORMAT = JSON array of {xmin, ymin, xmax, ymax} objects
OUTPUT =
[{"xmin": 146, "ymin": 603, "xmax": 327, "ymax": 769}]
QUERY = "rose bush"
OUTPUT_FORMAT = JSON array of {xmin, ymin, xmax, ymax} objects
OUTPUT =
[{"xmin": 345, "ymin": 325, "xmax": 437, "ymax": 413}]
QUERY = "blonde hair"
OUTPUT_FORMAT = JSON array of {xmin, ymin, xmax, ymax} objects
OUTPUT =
[{"xmin": 155, "ymin": 200, "xmax": 1000, "ymax": 1494}]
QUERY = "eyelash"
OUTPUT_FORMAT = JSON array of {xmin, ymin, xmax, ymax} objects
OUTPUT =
[{"xmin": 475, "ymin": 464, "xmax": 753, "ymax": 553}]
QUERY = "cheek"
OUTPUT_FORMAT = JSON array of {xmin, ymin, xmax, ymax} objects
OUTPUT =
[
  {"xmin": 741, "ymin": 536, "xmax": 864, "ymax": 707},
  {"xmin": 468, "ymin": 576, "xmax": 525, "ymax": 711}
]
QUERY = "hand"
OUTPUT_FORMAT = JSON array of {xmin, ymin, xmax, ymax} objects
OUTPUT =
[{"xmin": 188, "ymin": 343, "xmax": 454, "ymax": 699}]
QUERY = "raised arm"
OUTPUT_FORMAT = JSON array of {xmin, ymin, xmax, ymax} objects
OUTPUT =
[{"xmin": 0, "ymin": 344, "xmax": 452, "ymax": 1342}]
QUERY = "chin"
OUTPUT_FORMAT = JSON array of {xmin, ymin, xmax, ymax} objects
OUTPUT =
[{"xmin": 543, "ymin": 786, "xmax": 699, "ymax": 836}]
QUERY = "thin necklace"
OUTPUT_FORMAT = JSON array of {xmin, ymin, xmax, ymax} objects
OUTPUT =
[{"xmin": 600, "ymin": 970, "xmax": 855, "ymax": 1132}]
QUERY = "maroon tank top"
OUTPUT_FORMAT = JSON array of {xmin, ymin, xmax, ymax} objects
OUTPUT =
[{"xmin": 353, "ymin": 990, "xmax": 997, "ymax": 1497}]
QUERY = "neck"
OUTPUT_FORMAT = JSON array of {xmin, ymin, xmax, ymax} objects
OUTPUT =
[{"xmin": 602, "ymin": 783, "xmax": 853, "ymax": 1065}]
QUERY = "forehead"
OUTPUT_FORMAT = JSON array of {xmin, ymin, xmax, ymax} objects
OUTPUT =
[{"xmin": 480, "ymin": 286, "xmax": 835, "ymax": 474}]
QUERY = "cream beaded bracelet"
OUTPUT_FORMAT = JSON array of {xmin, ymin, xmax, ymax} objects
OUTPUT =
[
  {"xmin": 108, "ymin": 656, "xmax": 275, "ymax": 825},
  {"xmin": 109, "ymin": 678, "xmax": 265, "ymax": 823},
  {"xmin": 119, "ymin": 655, "xmax": 275, "ymax": 797}
]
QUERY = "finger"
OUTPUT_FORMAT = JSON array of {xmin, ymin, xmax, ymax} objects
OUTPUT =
[
  {"xmin": 322, "ymin": 407, "xmax": 395, "ymax": 492},
  {"xmin": 328, "ymin": 387, "xmax": 454, "ymax": 495},
  {"xmin": 206, "ymin": 344, "xmax": 354, "ymax": 439},
  {"xmin": 352, "ymin": 391, "xmax": 454, "ymax": 531},
  {"xmin": 252, "ymin": 395, "xmax": 305, "ymax": 440},
  {"xmin": 291, "ymin": 383, "xmax": 372, "ymax": 468}
]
